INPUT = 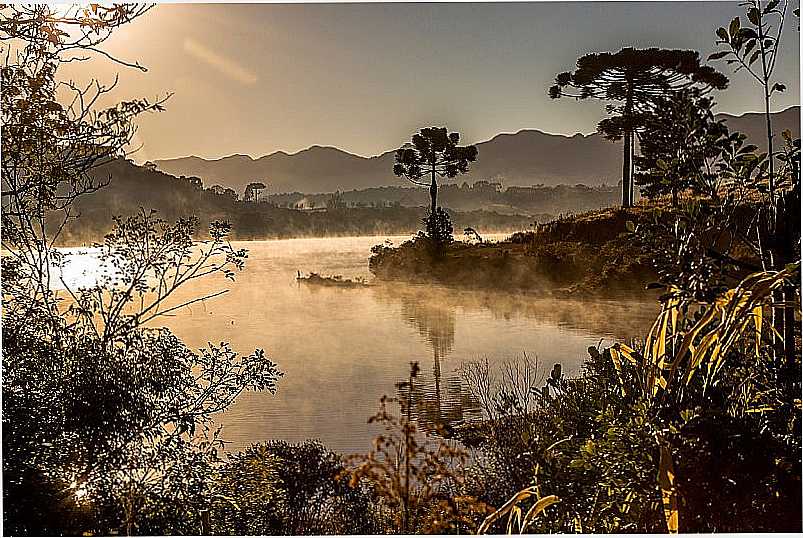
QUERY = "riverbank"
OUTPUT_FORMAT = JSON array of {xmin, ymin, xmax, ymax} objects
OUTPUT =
[{"xmin": 368, "ymin": 206, "xmax": 659, "ymax": 297}]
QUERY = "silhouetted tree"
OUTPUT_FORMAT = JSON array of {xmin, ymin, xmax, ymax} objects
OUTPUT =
[
  {"xmin": 393, "ymin": 127, "xmax": 478, "ymax": 213},
  {"xmin": 208, "ymin": 184, "xmax": 237, "ymax": 201},
  {"xmin": 0, "ymin": 5, "xmax": 280, "ymax": 534},
  {"xmin": 549, "ymin": 48, "xmax": 728, "ymax": 207}
]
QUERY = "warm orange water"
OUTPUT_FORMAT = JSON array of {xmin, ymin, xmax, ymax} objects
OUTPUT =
[{"xmin": 54, "ymin": 235, "xmax": 658, "ymax": 454}]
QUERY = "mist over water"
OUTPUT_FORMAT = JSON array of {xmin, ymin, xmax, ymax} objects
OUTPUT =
[{"xmin": 113, "ymin": 235, "xmax": 656, "ymax": 454}]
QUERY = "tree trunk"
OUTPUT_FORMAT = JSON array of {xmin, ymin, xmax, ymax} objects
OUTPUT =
[
  {"xmin": 754, "ymin": 16, "xmax": 787, "ymax": 364},
  {"xmin": 777, "ymin": 186, "xmax": 800, "ymax": 369},
  {"xmin": 783, "ymin": 284, "xmax": 796, "ymax": 363},
  {"xmin": 757, "ymin": 18, "xmax": 775, "ymax": 198},
  {"xmin": 622, "ymin": 82, "xmax": 635, "ymax": 208},
  {"xmin": 764, "ymin": 90, "xmax": 775, "ymax": 195},
  {"xmin": 200, "ymin": 510, "xmax": 211, "ymax": 535},
  {"xmin": 622, "ymin": 131, "xmax": 633, "ymax": 207},
  {"xmin": 429, "ymin": 173, "xmax": 437, "ymax": 214}
]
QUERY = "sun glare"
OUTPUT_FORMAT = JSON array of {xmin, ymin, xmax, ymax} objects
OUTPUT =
[
  {"xmin": 183, "ymin": 37, "xmax": 258, "ymax": 85},
  {"xmin": 69, "ymin": 480, "xmax": 90, "ymax": 503},
  {"xmin": 53, "ymin": 248, "xmax": 112, "ymax": 290}
]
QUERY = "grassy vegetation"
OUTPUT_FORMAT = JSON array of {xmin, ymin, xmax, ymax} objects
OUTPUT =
[{"xmin": 369, "ymin": 206, "xmax": 660, "ymax": 296}]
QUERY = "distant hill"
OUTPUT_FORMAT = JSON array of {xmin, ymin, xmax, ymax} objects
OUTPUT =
[
  {"xmin": 714, "ymin": 107, "xmax": 800, "ymax": 148},
  {"xmin": 54, "ymin": 158, "xmax": 532, "ymax": 245},
  {"xmin": 154, "ymin": 106, "xmax": 800, "ymax": 196}
]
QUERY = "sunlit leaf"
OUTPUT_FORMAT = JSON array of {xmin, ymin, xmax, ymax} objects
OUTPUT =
[{"xmin": 656, "ymin": 436, "xmax": 679, "ymax": 534}]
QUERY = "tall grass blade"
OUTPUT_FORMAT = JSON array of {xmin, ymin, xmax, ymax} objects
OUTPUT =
[{"xmin": 656, "ymin": 436, "xmax": 679, "ymax": 534}]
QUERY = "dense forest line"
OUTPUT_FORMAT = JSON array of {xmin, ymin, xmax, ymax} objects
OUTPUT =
[
  {"xmin": 56, "ymin": 158, "xmax": 532, "ymax": 244},
  {"xmin": 267, "ymin": 181, "xmax": 620, "ymax": 215}
]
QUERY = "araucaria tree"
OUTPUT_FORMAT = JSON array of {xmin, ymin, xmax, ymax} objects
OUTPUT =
[
  {"xmin": 393, "ymin": 127, "xmax": 478, "ymax": 213},
  {"xmin": 549, "ymin": 48, "xmax": 729, "ymax": 207}
]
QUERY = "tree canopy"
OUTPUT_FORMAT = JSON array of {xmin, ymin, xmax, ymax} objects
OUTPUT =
[
  {"xmin": 634, "ymin": 89, "xmax": 735, "ymax": 204},
  {"xmin": 549, "ymin": 48, "xmax": 728, "ymax": 122},
  {"xmin": 244, "ymin": 181, "xmax": 267, "ymax": 202}
]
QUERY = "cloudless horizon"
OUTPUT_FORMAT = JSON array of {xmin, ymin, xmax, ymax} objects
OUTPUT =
[{"xmin": 60, "ymin": 1, "xmax": 801, "ymax": 162}]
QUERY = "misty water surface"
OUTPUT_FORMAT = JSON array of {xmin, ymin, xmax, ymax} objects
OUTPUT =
[
  {"xmin": 102, "ymin": 234, "xmax": 653, "ymax": 455},
  {"xmin": 50, "ymin": 235, "xmax": 658, "ymax": 454}
]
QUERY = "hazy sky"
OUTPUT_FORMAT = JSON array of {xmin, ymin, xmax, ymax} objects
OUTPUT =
[{"xmin": 60, "ymin": 2, "xmax": 801, "ymax": 162}]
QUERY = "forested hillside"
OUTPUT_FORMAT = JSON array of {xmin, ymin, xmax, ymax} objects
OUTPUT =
[{"xmin": 56, "ymin": 158, "xmax": 531, "ymax": 244}]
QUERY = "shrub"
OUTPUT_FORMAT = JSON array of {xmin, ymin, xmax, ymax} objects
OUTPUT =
[
  {"xmin": 459, "ymin": 350, "xmax": 664, "ymax": 533},
  {"xmin": 211, "ymin": 440, "xmax": 378, "ymax": 535},
  {"xmin": 461, "ymin": 265, "xmax": 801, "ymax": 533},
  {"xmin": 424, "ymin": 207, "xmax": 454, "ymax": 247}
]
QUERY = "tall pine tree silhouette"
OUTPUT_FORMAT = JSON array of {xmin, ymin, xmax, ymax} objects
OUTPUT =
[
  {"xmin": 549, "ymin": 48, "xmax": 728, "ymax": 207},
  {"xmin": 393, "ymin": 127, "xmax": 478, "ymax": 213}
]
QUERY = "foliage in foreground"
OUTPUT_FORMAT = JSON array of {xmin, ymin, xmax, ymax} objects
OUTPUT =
[
  {"xmin": 2, "ymin": 215, "xmax": 283, "ymax": 536},
  {"xmin": 2, "ymin": 1, "xmax": 800, "ymax": 536},
  {"xmin": 459, "ymin": 282, "xmax": 800, "ymax": 533},
  {"xmin": 341, "ymin": 364, "xmax": 492, "ymax": 534},
  {"xmin": 1, "ymin": 5, "xmax": 282, "ymax": 535}
]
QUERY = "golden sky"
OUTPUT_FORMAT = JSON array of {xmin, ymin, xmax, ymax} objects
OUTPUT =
[{"xmin": 59, "ymin": 2, "xmax": 801, "ymax": 162}]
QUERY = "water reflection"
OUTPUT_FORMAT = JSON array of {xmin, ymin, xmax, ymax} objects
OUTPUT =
[
  {"xmin": 376, "ymin": 283, "xmax": 657, "ymax": 343},
  {"xmin": 395, "ymin": 290, "xmax": 459, "ymax": 432},
  {"xmin": 398, "ymin": 367, "xmax": 480, "ymax": 437},
  {"xmin": 375, "ymin": 283, "xmax": 657, "ymax": 435},
  {"xmin": 378, "ymin": 285, "xmax": 457, "ymax": 433}
]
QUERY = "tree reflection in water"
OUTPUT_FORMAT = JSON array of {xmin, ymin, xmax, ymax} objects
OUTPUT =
[
  {"xmin": 373, "ymin": 283, "xmax": 657, "ymax": 436},
  {"xmin": 398, "ymin": 290, "xmax": 463, "ymax": 435}
]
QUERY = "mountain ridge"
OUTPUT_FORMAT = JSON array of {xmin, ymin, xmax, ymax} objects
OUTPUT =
[{"xmin": 155, "ymin": 106, "xmax": 800, "ymax": 196}]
